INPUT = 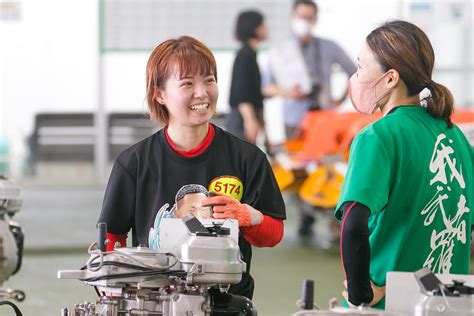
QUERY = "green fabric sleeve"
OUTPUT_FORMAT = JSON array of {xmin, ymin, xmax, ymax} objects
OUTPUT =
[{"xmin": 336, "ymin": 129, "xmax": 392, "ymax": 219}]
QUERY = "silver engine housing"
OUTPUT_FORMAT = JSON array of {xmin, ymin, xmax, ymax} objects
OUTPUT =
[{"xmin": 58, "ymin": 219, "xmax": 248, "ymax": 316}]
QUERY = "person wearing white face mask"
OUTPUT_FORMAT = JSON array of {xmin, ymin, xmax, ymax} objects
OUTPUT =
[
  {"xmin": 263, "ymin": 0, "xmax": 356, "ymax": 138},
  {"xmin": 335, "ymin": 20, "xmax": 473, "ymax": 309},
  {"xmin": 262, "ymin": 0, "xmax": 356, "ymax": 240}
]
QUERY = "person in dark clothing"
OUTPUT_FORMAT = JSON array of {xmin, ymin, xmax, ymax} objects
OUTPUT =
[
  {"xmin": 98, "ymin": 36, "xmax": 286, "ymax": 300},
  {"xmin": 226, "ymin": 10, "xmax": 267, "ymax": 144}
]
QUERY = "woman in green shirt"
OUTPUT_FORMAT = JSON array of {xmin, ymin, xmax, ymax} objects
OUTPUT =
[{"xmin": 336, "ymin": 20, "xmax": 474, "ymax": 309}]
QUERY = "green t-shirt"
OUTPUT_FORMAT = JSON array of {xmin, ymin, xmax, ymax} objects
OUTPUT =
[{"xmin": 336, "ymin": 106, "xmax": 474, "ymax": 309}]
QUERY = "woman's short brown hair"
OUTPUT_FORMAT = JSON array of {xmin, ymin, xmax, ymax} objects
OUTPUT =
[{"xmin": 146, "ymin": 36, "xmax": 217, "ymax": 125}]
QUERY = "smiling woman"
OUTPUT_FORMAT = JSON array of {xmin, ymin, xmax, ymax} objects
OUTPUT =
[
  {"xmin": 156, "ymin": 71, "xmax": 217, "ymax": 144},
  {"xmin": 144, "ymin": 36, "xmax": 219, "ymax": 150},
  {"xmin": 97, "ymin": 35, "xmax": 286, "ymax": 300}
]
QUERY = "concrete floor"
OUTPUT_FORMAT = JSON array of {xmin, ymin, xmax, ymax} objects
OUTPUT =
[{"xmin": 1, "ymin": 186, "xmax": 343, "ymax": 316}]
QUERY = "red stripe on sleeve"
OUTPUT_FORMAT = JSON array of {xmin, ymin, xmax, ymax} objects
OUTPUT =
[
  {"xmin": 241, "ymin": 215, "xmax": 284, "ymax": 247},
  {"xmin": 106, "ymin": 233, "xmax": 127, "ymax": 251},
  {"xmin": 339, "ymin": 201, "xmax": 357, "ymax": 280}
]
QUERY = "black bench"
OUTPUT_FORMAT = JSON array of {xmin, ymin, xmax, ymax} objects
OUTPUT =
[
  {"xmin": 108, "ymin": 112, "xmax": 160, "ymax": 160},
  {"xmin": 27, "ymin": 112, "xmax": 227, "ymax": 174},
  {"xmin": 28, "ymin": 113, "xmax": 95, "ymax": 163}
]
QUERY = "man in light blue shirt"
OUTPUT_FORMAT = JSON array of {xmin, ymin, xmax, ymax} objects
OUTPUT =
[
  {"xmin": 262, "ymin": 0, "xmax": 356, "ymax": 241},
  {"xmin": 262, "ymin": 0, "xmax": 356, "ymax": 138}
]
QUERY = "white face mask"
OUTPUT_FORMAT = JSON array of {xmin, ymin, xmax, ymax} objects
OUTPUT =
[{"xmin": 291, "ymin": 18, "xmax": 313, "ymax": 38}]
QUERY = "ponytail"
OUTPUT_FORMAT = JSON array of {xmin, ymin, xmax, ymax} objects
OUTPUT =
[
  {"xmin": 366, "ymin": 21, "xmax": 456, "ymax": 128},
  {"xmin": 425, "ymin": 81, "xmax": 454, "ymax": 128}
]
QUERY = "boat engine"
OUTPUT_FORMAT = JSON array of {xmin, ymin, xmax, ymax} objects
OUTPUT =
[{"xmin": 58, "ymin": 216, "xmax": 255, "ymax": 315}]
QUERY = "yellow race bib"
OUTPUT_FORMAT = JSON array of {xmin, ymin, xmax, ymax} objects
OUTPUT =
[{"xmin": 208, "ymin": 176, "xmax": 244, "ymax": 201}]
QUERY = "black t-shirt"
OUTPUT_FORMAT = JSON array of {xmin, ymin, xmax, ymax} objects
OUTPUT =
[
  {"xmin": 229, "ymin": 44, "xmax": 264, "ymax": 110},
  {"xmin": 98, "ymin": 125, "xmax": 286, "ymax": 298}
]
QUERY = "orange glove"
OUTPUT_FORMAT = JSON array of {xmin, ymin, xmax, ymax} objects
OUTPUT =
[{"xmin": 202, "ymin": 194, "xmax": 262, "ymax": 227}]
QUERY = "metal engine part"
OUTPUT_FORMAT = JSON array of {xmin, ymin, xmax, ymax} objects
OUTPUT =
[
  {"xmin": 0, "ymin": 176, "xmax": 25, "ymax": 316},
  {"xmin": 292, "ymin": 279, "xmax": 400, "ymax": 316},
  {"xmin": 0, "ymin": 175, "xmax": 24, "ymax": 286},
  {"xmin": 0, "ymin": 219, "xmax": 19, "ymax": 286},
  {"xmin": 0, "ymin": 176, "xmax": 23, "ymax": 286},
  {"xmin": 293, "ymin": 268, "xmax": 474, "ymax": 316},
  {"xmin": 59, "ymin": 217, "xmax": 254, "ymax": 316},
  {"xmin": 414, "ymin": 268, "xmax": 474, "ymax": 315}
]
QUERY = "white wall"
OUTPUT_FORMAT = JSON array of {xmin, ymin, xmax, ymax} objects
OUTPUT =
[
  {"xmin": 0, "ymin": 0, "xmax": 98, "ymax": 176},
  {"xmin": 103, "ymin": 52, "xmax": 235, "ymax": 114},
  {"xmin": 1, "ymin": 0, "xmax": 472, "ymax": 177}
]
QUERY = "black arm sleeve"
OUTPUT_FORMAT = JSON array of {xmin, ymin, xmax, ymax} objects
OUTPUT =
[{"xmin": 340, "ymin": 201, "xmax": 373, "ymax": 306}]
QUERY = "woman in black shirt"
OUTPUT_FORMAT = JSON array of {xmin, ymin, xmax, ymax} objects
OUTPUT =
[
  {"xmin": 226, "ymin": 10, "xmax": 267, "ymax": 144},
  {"xmin": 98, "ymin": 36, "xmax": 286, "ymax": 299}
]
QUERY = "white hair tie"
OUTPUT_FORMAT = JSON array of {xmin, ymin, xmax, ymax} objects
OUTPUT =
[{"xmin": 419, "ymin": 87, "xmax": 432, "ymax": 107}]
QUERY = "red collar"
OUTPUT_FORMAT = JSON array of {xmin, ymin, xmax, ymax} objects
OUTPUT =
[{"xmin": 165, "ymin": 124, "xmax": 215, "ymax": 158}]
